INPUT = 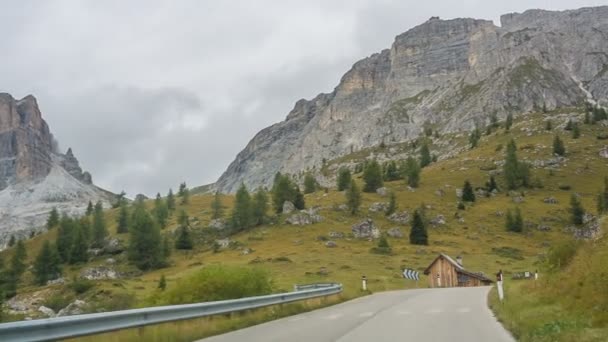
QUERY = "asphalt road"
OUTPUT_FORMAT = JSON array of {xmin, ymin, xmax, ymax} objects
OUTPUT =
[{"xmin": 199, "ymin": 286, "xmax": 515, "ymax": 342}]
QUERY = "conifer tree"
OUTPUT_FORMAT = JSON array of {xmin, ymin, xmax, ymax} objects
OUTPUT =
[
  {"xmin": 345, "ymin": 179, "xmax": 361, "ymax": 215},
  {"xmin": 252, "ymin": 189, "xmax": 268, "ymax": 226},
  {"xmin": 584, "ymin": 111, "xmax": 591, "ymax": 124},
  {"xmin": 128, "ymin": 202, "xmax": 165, "ymax": 270},
  {"xmin": 117, "ymin": 202, "xmax": 130, "ymax": 234},
  {"xmin": 271, "ymin": 174, "xmax": 302, "ymax": 213},
  {"xmin": 47, "ymin": 207, "xmax": 59, "ymax": 229},
  {"xmin": 383, "ymin": 161, "xmax": 401, "ymax": 181},
  {"xmin": 570, "ymin": 194, "xmax": 585, "ymax": 226},
  {"xmin": 486, "ymin": 175, "xmax": 498, "ymax": 193},
  {"xmin": 553, "ymin": 135, "xmax": 566, "ymax": 156},
  {"xmin": 385, "ymin": 192, "xmax": 397, "ymax": 216},
  {"xmin": 79, "ymin": 216, "xmax": 91, "ymax": 244},
  {"xmin": 162, "ymin": 235, "xmax": 171, "ymax": 259},
  {"xmin": 565, "ymin": 119, "xmax": 574, "ymax": 131},
  {"xmin": 505, "ymin": 209, "xmax": 514, "ymax": 232},
  {"xmin": 303, "ymin": 173, "xmax": 317, "ymax": 194},
  {"xmin": 166, "ymin": 189, "xmax": 176, "ymax": 211},
  {"xmin": 231, "ymin": 184, "xmax": 253, "ymax": 231},
  {"xmin": 158, "ymin": 275, "xmax": 166, "ymax": 291},
  {"xmin": 572, "ymin": 123, "xmax": 581, "ymax": 139},
  {"xmin": 33, "ymin": 241, "xmax": 62, "ymax": 285},
  {"xmin": 404, "ymin": 157, "xmax": 421, "ymax": 188},
  {"xmin": 70, "ymin": 224, "xmax": 89, "ymax": 264},
  {"xmin": 211, "ymin": 191, "xmax": 224, "ymax": 219},
  {"xmin": 596, "ymin": 192, "xmax": 606, "ymax": 215},
  {"xmin": 10, "ymin": 240, "xmax": 27, "ymax": 279},
  {"xmin": 154, "ymin": 193, "xmax": 169, "ymax": 228},
  {"xmin": 86, "ymin": 201, "xmax": 94, "ymax": 216},
  {"xmin": 178, "ymin": 182, "xmax": 187, "ymax": 197},
  {"xmin": 91, "ymin": 201, "xmax": 107, "ymax": 248},
  {"xmin": 513, "ymin": 208, "xmax": 524, "ymax": 233},
  {"xmin": 175, "ymin": 210, "xmax": 193, "ymax": 250},
  {"xmin": 505, "ymin": 113, "xmax": 513, "ymax": 131},
  {"xmin": 504, "ymin": 139, "xmax": 519, "ymax": 190},
  {"xmin": 7, "ymin": 236, "xmax": 15, "ymax": 247},
  {"xmin": 409, "ymin": 209, "xmax": 428, "ymax": 245},
  {"xmin": 419, "ymin": 143, "xmax": 432, "ymax": 168},
  {"xmin": 461, "ymin": 180, "xmax": 476, "ymax": 202},
  {"xmin": 545, "ymin": 120, "xmax": 552, "ymax": 131},
  {"xmin": 469, "ymin": 127, "xmax": 481, "ymax": 149},
  {"xmin": 337, "ymin": 168, "xmax": 352, "ymax": 191},
  {"xmin": 56, "ymin": 214, "xmax": 75, "ymax": 263},
  {"xmin": 363, "ymin": 160, "xmax": 384, "ymax": 192},
  {"xmin": 293, "ymin": 186, "xmax": 305, "ymax": 210},
  {"xmin": 181, "ymin": 187, "xmax": 190, "ymax": 205}
]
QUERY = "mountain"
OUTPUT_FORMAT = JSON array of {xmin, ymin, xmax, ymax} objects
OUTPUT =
[
  {"xmin": 0, "ymin": 93, "xmax": 113, "ymax": 247},
  {"xmin": 216, "ymin": 6, "xmax": 608, "ymax": 193}
]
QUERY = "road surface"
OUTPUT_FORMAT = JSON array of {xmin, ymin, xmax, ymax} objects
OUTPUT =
[{"xmin": 199, "ymin": 286, "xmax": 514, "ymax": 342}]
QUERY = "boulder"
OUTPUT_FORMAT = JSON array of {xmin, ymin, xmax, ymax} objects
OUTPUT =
[
  {"xmin": 573, "ymin": 218, "xmax": 602, "ymax": 240},
  {"xmin": 325, "ymin": 241, "xmax": 337, "ymax": 248},
  {"xmin": 105, "ymin": 258, "xmax": 116, "ymax": 265},
  {"xmin": 543, "ymin": 197, "xmax": 558, "ymax": 204},
  {"xmin": 512, "ymin": 196, "xmax": 524, "ymax": 203},
  {"xmin": 455, "ymin": 189, "xmax": 463, "ymax": 198},
  {"xmin": 38, "ymin": 306, "xmax": 56, "ymax": 318},
  {"xmin": 286, "ymin": 209, "xmax": 323, "ymax": 225},
  {"xmin": 376, "ymin": 187, "xmax": 388, "ymax": 197},
  {"xmin": 434, "ymin": 189, "xmax": 445, "ymax": 197},
  {"xmin": 283, "ymin": 201, "xmax": 296, "ymax": 214},
  {"xmin": 46, "ymin": 277, "xmax": 65, "ymax": 285},
  {"xmin": 476, "ymin": 189, "xmax": 488, "ymax": 198},
  {"xmin": 328, "ymin": 231, "xmax": 345, "ymax": 239},
  {"xmin": 80, "ymin": 266, "xmax": 120, "ymax": 280},
  {"xmin": 103, "ymin": 237, "xmax": 125, "ymax": 255},
  {"xmin": 430, "ymin": 215, "xmax": 446, "ymax": 226},
  {"xmin": 599, "ymin": 146, "xmax": 608, "ymax": 159},
  {"xmin": 387, "ymin": 211, "xmax": 409, "ymax": 224},
  {"xmin": 208, "ymin": 219, "xmax": 226, "ymax": 230},
  {"xmin": 241, "ymin": 248, "xmax": 253, "ymax": 255},
  {"xmin": 368, "ymin": 202, "xmax": 389, "ymax": 213},
  {"xmin": 335, "ymin": 204, "xmax": 349, "ymax": 211},
  {"xmin": 386, "ymin": 227, "xmax": 403, "ymax": 238},
  {"xmin": 215, "ymin": 238, "xmax": 231, "ymax": 249},
  {"xmin": 352, "ymin": 219, "xmax": 381, "ymax": 239},
  {"xmin": 57, "ymin": 300, "xmax": 87, "ymax": 317},
  {"xmin": 537, "ymin": 224, "xmax": 551, "ymax": 231}
]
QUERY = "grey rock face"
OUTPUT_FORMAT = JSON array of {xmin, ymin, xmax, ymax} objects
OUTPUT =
[
  {"xmin": 80, "ymin": 267, "xmax": 120, "ymax": 280},
  {"xmin": 387, "ymin": 227, "xmax": 404, "ymax": 238},
  {"xmin": 368, "ymin": 202, "xmax": 389, "ymax": 213},
  {"xmin": 352, "ymin": 219, "xmax": 380, "ymax": 239},
  {"xmin": 285, "ymin": 209, "xmax": 323, "ymax": 225},
  {"xmin": 282, "ymin": 201, "xmax": 296, "ymax": 214},
  {"xmin": 325, "ymin": 241, "xmax": 337, "ymax": 248},
  {"xmin": 208, "ymin": 219, "xmax": 226, "ymax": 230},
  {"xmin": 57, "ymin": 300, "xmax": 87, "ymax": 317},
  {"xmin": 216, "ymin": 6, "xmax": 608, "ymax": 193},
  {"xmin": 388, "ymin": 211, "xmax": 409, "ymax": 224}
]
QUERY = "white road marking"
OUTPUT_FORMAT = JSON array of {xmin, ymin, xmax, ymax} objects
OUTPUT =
[
  {"xmin": 324, "ymin": 313, "xmax": 344, "ymax": 320},
  {"xmin": 426, "ymin": 308, "xmax": 443, "ymax": 314},
  {"xmin": 457, "ymin": 307, "xmax": 471, "ymax": 313},
  {"xmin": 358, "ymin": 311, "xmax": 374, "ymax": 317}
]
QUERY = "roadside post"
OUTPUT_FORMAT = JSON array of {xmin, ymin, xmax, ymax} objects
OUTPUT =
[
  {"xmin": 362, "ymin": 275, "xmax": 367, "ymax": 291},
  {"xmin": 496, "ymin": 269, "xmax": 504, "ymax": 302}
]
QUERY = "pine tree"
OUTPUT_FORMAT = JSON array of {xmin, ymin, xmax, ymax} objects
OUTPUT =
[
  {"xmin": 162, "ymin": 235, "xmax": 171, "ymax": 259},
  {"xmin": 154, "ymin": 193, "xmax": 169, "ymax": 228},
  {"xmin": 86, "ymin": 201, "xmax": 94, "ymax": 216},
  {"xmin": 337, "ymin": 168, "xmax": 352, "ymax": 191},
  {"xmin": 252, "ymin": 189, "xmax": 268, "ymax": 226},
  {"xmin": 504, "ymin": 139, "xmax": 519, "ymax": 190},
  {"xmin": 293, "ymin": 186, "xmax": 305, "ymax": 210},
  {"xmin": 166, "ymin": 189, "xmax": 176, "ymax": 211},
  {"xmin": 409, "ymin": 210, "xmax": 428, "ymax": 245},
  {"xmin": 362, "ymin": 160, "xmax": 384, "ymax": 192},
  {"xmin": 271, "ymin": 174, "xmax": 302, "ymax": 213},
  {"xmin": 505, "ymin": 209, "xmax": 514, "ymax": 232},
  {"xmin": 572, "ymin": 123, "xmax": 581, "ymax": 139},
  {"xmin": 231, "ymin": 184, "xmax": 253, "ymax": 231},
  {"xmin": 570, "ymin": 194, "xmax": 585, "ymax": 226},
  {"xmin": 565, "ymin": 119, "xmax": 574, "ymax": 131},
  {"xmin": 545, "ymin": 120, "xmax": 552, "ymax": 131},
  {"xmin": 419, "ymin": 143, "xmax": 432, "ymax": 168},
  {"xmin": 553, "ymin": 135, "xmax": 566, "ymax": 156},
  {"xmin": 128, "ymin": 202, "xmax": 165, "ymax": 270},
  {"xmin": 600, "ymin": 176, "xmax": 608, "ymax": 214},
  {"xmin": 513, "ymin": 208, "xmax": 524, "ymax": 233},
  {"xmin": 70, "ymin": 224, "xmax": 89, "ymax": 264},
  {"xmin": 117, "ymin": 202, "xmax": 130, "ymax": 234},
  {"xmin": 462, "ymin": 180, "xmax": 476, "ymax": 202},
  {"xmin": 519, "ymin": 162, "xmax": 532, "ymax": 188},
  {"xmin": 47, "ymin": 207, "xmax": 59, "ymax": 229},
  {"xmin": 385, "ymin": 192, "xmax": 397, "ymax": 216},
  {"xmin": 91, "ymin": 201, "xmax": 107, "ymax": 248},
  {"xmin": 404, "ymin": 157, "xmax": 421, "ymax": 188},
  {"xmin": 303, "ymin": 173, "xmax": 317, "ymax": 194},
  {"xmin": 597, "ymin": 192, "xmax": 606, "ymax": 215},
  {"xmin": 181, "ymin": 187, "xmax": 190, "ymax": 205},
  {"xmin": 383, "ymin": 161, "xmax": 401, "ymax": 181},
  {"xmin": 211, "ymin": 191, "xmax": 224, "ymax": 219},
  {"xmin": 345, "ymin": 179, "xmax": 361, "ymax": 215},
  {"xmin": 486, "ymin": 175, "xmax": 498, "ymax": 193},
  {"xmin": 56, "ymin": 214, "xmax": 75, "ymax": 263},
  {"xmin": 158, "ymin": 274, "xmax": 166, "ymax": 291},
  {"xmin": 175, "ymin": 210, "xmax": 193, "ymax": 250},
  {"xmin": 79, "ymin": 216, "xmax": 91, "ymax": 244},
  {"xmin": 10, "ymin": 240, "xmax": 27, "ymax": 279},
  {"xmin": 178, "ymin": 182, "xmax": 187, "ymax": 197},
  {"xmin": 113, "ymin": 191, "xmax": 127, "ymax": 208},
  {"xmin": 7, "ymin": 236, "xmax": 15, "ymax": 247},
  {"xmin": 469, "ymin": 127, "xmax": 481, "ymax": 149},
  {"xmin": 505, "ymin": 113, "xmax": 513, "ymax": 131},
  {"xmin": 584, "ymin": 111, "xmax": 591, "ymax": 124},
  {"xmin": 33, "ymin": 241, "xmax": 62, "ymax": 285}
]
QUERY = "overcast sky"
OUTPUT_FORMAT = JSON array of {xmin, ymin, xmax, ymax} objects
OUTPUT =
[{"xmin": 1, "ymin": 0, "xmax": 604, "ymax": 196}]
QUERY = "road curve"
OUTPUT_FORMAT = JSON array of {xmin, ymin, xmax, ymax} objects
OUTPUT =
[{"xmin": 199, "ymin": 286, "xmax": 514, "ymax": 342}]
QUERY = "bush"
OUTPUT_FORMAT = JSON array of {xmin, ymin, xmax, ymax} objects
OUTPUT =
[
  {"xmin": 44, "ymin": 293, "xmax": 75, "ymax": 312},
  {"xmin": 558, "ymin": 184, "xmax": 572, "ymax": 191},
  {"xmin": 156, "ymin": 265, "xmax": 273, "ymax": 305},
  {"xmin": 68, "ymin": 278, "xmax": 95, "ymax": 294},
  {"xmin": 546, "ymin": 241, "xmax": 580, "ymax": 272},
  {"xmin": 597, "ymin": 133, "xmax": 608, "ymax": 140}
]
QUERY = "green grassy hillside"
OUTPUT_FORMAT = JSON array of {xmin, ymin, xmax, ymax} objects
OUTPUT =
[{"xmin": 1, "ymin": 110, "xmax": 606, "ymax": 326}]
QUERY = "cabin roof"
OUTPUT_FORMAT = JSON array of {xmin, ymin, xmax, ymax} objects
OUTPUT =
[
  {"xmin": 423, "ymin": 253, "xmax": 464, "ymax": 274},
  {"xmin": 456, "ymin": 268, "xmax": 493, "ymax": 283}
]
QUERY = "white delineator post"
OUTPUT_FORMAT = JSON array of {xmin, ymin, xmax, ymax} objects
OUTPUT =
[
  {"xmin": 497, "ymin": 270, "xmax": 504, "ymax": 302},
  {"xmin": 362, "ymin": 275, "xmax": 367, "ymax": 291}
]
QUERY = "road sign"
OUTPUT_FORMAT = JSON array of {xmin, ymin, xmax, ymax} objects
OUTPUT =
[{"xmin": 402, "ymin": 269, "xmax": 420, "ymax": 281}]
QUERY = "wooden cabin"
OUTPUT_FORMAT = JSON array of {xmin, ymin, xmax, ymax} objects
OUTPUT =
[{"xmin": 423, "ymin": 253, "xmax": 493, "ymax": 288}]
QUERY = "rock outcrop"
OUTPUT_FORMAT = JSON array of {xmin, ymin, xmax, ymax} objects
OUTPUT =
[
  {"xmin": 0, "ymin": 93, "xmax": 113, "ymax": 247},
  {"xmin": 216, "ymin": 6, "xmax": 608, "ymax": 193}
]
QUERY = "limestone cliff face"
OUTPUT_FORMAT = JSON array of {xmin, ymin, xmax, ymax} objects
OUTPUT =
[
  {"xmin": 0, "ymin": 94, "xmax": 112, "ymax": 247},
  {"xmin": 217, "ymin": 6, "xmax": 608, "ymax": 193}
]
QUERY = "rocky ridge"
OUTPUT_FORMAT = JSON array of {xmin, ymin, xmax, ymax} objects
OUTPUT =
[
  {"xmin": 217, "ymin": 6, "xmax": 608, "ymax": 193},
  {"xmin": 0, "ymin": 93, "xmax": 113, "ymax": 247}
]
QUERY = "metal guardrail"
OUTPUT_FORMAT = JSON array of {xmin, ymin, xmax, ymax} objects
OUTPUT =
[{"xmin": 0, "ymin": 283, "xmax": 342, "ymax": 342}]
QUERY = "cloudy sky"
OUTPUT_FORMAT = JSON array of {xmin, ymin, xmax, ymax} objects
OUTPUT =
[{"xmin": 1, "ymin": 0, "xmax": 604, "ymax": 196}]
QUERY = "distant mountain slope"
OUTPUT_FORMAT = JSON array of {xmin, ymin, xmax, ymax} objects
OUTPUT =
[
  {"xmin": 0, "ymin": 93, "xmax": 113, "ymax": 247},
  {"xmin": 217, "ymin": 6, "xmax": 608, "ymax": 193}
]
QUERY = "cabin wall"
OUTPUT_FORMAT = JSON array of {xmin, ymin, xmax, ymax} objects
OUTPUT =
[{"xmin": 427, "ymin": 257, "xmax": 458, "ymax": 288}]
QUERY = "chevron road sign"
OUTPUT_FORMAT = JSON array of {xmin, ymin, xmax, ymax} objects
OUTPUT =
[{"xmin": 402, "ymin": 269, "xmax": 420, "ymax": 281}]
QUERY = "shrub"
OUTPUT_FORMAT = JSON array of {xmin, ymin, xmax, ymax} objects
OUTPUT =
[
  {"xmin": 370, "ymin": 236, "xmax": 392, "ymax": 255},
  {"xmin": 156, "ymin": 265, "xmax": 273, "ymax": 305},
  {"xmin": 546, "ymin": 241, "xmax": 580, "ymax": 272},
  {"xmin": 558, "ymin": 184, "xmax": 572, "ymax": 191},
  {"xmin": 68, "ymin": 278, "xmax": 95, "ymax": 294},
  {"xmin": 44, "ymin": 293, "xmax": 75, "ymax": 312}
]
